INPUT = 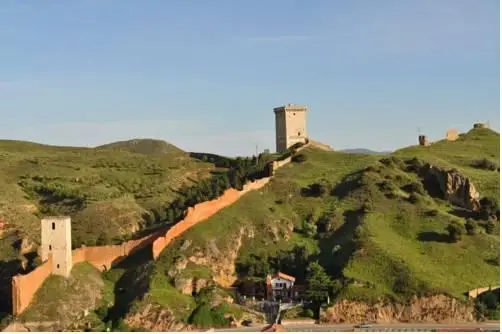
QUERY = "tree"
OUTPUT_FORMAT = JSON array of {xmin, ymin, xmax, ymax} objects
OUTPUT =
[
  {"xmin": 465, "ymin": 218, "xmax": 477, "ymax": 236},
  {"xmin": 485, "ymin": 218, "xmax": 496, "ymax": 235},
  {"xmin": 306, "ymin": 262, "xmax": 331, "ymax": 306},
  {"xmin": 446, "ymin": 221, "xmax": 465, "ymax": 242}
]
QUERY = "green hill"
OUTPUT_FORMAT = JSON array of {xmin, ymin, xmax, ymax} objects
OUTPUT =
[
  {"xmin": 117, "ymin": 128, "xmax": 499, "ymax": 328},
  {"xmin": 0, "ymin": 138, "xmax": 218, "ymax": 320},
  {"xmin": 3, "ymin": 129, "xmax": 499, "ymax": 329}
]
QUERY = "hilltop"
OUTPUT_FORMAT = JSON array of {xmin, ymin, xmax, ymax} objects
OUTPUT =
[
  {"xmin": 2, "ymin": 128, "xmax": 500, "ymax": 330},
  {"xmin": 114, "ymin": 128, "xmax": 499, "ymax": 329}
]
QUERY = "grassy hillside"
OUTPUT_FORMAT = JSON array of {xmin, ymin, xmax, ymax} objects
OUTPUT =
[
  {"xmin": 0, "ymin": 138, "xmax": 214, "ymax": 257},
  {"xmin": 133, "ymin": 128, "xmax": 499, "ymax": 326}
]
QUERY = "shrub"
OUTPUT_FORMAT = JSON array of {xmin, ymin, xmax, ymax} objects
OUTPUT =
[
  {"xmin": 465, "ymin": 219, "xmax": 478, "ymax": 236},
  {"xmin": 479, "ymin": 197, "xmax": 499, "ymax": 221},
  {"xmin": 471, "ymin": 158, "xmax": 498, "ymax": 171},
  {"xmin": 292, "ymin": 154, "xmax": 307, "ymax": 163},
  {"xmin": 302, "ymin": 182, "xmax": 327, "ymax": 197},
  {"xmin": 446, "ymin": 221, "xmax": 465, "ymax": 242},
  {"xmin": 484, "ymin": 218, "xmax": 497, "ymax": 235},
  {"xmin": 408, "ymin": 193, "xmax": 420, "ymax": 204}
]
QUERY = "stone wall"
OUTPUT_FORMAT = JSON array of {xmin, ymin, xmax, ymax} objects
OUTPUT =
[
  {"xmin": 467, "ymin": 286, "xmax": 499, "ymax": 300},
  {"xmin": 152, "ymin": 177, "xmax": 271, "ymax": 259},
  {"xmin": 11, "ymin": 231, "xmax": 163, "ymax": 315},
  {"xmin": 12, "ymin": 257, "xmax": 53, "ymax": 317},
  {"xmin": 11, "ymin": 143, "xmax": 303, "ymax": 316}
]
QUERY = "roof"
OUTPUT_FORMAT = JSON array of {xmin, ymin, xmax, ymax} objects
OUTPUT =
[
  {"xmin": 274, "ymin": 272, "xmax": 296, "ymax": 282},
  {"xmin": 261, "ymin": 324, "xmax": 287, "ymax": 332}
]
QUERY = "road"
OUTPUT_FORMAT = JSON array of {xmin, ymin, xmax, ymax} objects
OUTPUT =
[{"xmin": 215, "ymin": 322, "xmax": 500, "ymax": 332}]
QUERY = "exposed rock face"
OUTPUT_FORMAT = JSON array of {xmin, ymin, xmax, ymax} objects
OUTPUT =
[
  {"xmin": 423, "ymin": 165, "xmax": 481, "ymax": 210},
  {"xmin": 320, "ymin": 295, "xmax": 475, "ymax": 324},
  {"xmin": 124, "ymin": 302, "xmax": 187, "ymax": 331}
]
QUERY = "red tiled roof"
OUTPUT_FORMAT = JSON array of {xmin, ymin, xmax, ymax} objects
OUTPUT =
[{"xmin": 276, "ymin": 272, "xmax": 295, "ymax": 282}]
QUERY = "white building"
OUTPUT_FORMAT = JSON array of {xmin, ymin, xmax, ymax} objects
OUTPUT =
[{"xmin": 266, "ymin": 272, "xmax": 296, "ymax": 301}]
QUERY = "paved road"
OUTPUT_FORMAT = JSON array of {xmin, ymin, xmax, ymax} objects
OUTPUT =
[{"xmin": 215, "ymin": 322, "xmax": 500, "ymax": 332}]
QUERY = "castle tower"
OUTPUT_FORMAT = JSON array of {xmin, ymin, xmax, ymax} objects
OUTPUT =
[
  {"xmin": 273, "ymin": 104, "xmax": 308, "ymax": 153},
  {"xmin": 445, "ymin": 129, "xmax": 459, "ymax": 141},
  {"xmin": 40, "ymin": 216, "xmax": 72, "ymax": 277},
  {"xmin": 418, "ymin": 135, "xmax": 430, "ymax": 146}
]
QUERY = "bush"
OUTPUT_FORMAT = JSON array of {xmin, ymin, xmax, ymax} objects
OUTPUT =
[
  {"xmin": 446, "ymin": 221, "xmax": 465, "ymax": 242},
  {"xmin": 188, "ymin": 303, "xmax": 229, "ymax": 329},
  {"xmin": 292, "ymin": 154, "xmax": 307, "ymax": 163},
  {"xmin": 471, "ymin": 158, "xmax": 498, "ymax": 171},
  {"xmin": 485, "ymin": 218, "xmax": 497, "ymax": 235},
  {"xmin": 465, "ymin": 219, "xmax": 478, "ymax": 236}
]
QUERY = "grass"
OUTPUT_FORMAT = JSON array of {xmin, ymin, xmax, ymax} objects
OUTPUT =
[
  {"xmin": 0, "ymin": 138, "xmax": 215, "ymax": 260},
  {"xmin": 147, "ymin": 128, "xmax": 499, "ymax": 313},
  {"xmin": 19, "ymin": 262, "xmax": 105, "ymax": 323}
]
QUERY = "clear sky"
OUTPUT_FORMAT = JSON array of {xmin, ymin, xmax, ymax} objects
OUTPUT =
[{"xmin": 0, "ymin": 0, "xmax": 499, "ymax": 156}]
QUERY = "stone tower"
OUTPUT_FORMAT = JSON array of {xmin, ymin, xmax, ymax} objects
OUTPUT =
[
  {"xmin": 40, "ymin": 216, "xmax": 72, "ymax": 277},
  {"xmin": 273, "ymin": 104, "xmax": 308, "ymax": 153}
]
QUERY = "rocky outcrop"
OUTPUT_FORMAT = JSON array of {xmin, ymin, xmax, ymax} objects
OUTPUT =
[
  {"xmin": 423, "ymin": 165, "xmax": 481, "ymax": 210},
  {"xmin": 124, "ymin": 302, "xmax": 187, "ymax": 331},
  {"xmin": 320, "ymin": 295, "xmax": 475, "ymax": 324}
]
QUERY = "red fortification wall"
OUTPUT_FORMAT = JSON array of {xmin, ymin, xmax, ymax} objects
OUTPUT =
[
  {"xmin": 11, "ymin": 175, "xmax": 275, "ymax": 316},
  {"xmin": 152, "ymin": 177, "xmax": 271, "ymax": 259}
]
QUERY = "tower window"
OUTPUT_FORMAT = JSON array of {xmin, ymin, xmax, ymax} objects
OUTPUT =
[
  {"xmin": 298, "ymin": 132, "xmax": 301, "ymax": 136},
  {"xmin": 52, "ymin": 222, "xmax": 55, "ymax": 230},
  {"xmin": 57, "ymin": 264, "xmax": 60, "ymax": 269},
  {"xmin": 293, "ymin": 113, "xmax": 296, "ymax": 116},
  {"xmin": 49, "ymin": 245, "xmax": 52, "ymax": 251}
]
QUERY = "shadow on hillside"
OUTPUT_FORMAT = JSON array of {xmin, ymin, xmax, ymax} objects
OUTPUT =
[
  {"xmin": 0, "ymin": 259, "xmax": 25, "ymax": 319},
  {"xmin": 448, "ymin": 207, "xmax": 477, "ymax": 220},
  {"xmin": 105, "ymin": 246, "xmax": 155, "ymax": 326},
  {"xmin": 330, "ymin": 171, "xmax": 364, "ymax": 199},
  {"xmin": 416, "ymin": 231, "xmax": 450, "ymax": 243},
  {"xmin": 318, "ymin": 208, "xmax": 365, "ymax": 277}
]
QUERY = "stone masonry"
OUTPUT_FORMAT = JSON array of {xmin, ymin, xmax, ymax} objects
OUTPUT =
[
  {"xmin": 273, "ymin": 104, "xmax": 308, "ymax": 153},
  {"xmin": 40, "ymin": 216, "xmax": 72, "ymax": 277}
]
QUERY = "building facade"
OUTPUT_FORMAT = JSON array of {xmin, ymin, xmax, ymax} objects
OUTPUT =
[
  {"xmin": 40, "ymin": 216, "xmax": 72, "ymax": 277},
  {"xmin": 266, "ymin": 272, "xmax": 298, "ymax": 301},
  {"xmin": 273, "ymin": 104, "xmax": 308, "ymax": 153}
]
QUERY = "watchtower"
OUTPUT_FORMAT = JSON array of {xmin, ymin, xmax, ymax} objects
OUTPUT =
[
  {"xmin": 40, "ymin": 216, "xmax": 72, "ymax": 277},
  {"xmin": 418, "ymin": 135, "xmax": 430, "ymax": 146},
  {"xmin": 273, "ymin": 104, "xmax": 308, "ymax": 153}
]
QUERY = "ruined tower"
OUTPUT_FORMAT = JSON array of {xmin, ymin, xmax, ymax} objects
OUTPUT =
[
  {"xmin": 40, "ymin": 216, "xmax": 72, "ymax": 277},
  {"xmin": 418, "ymin": 135, "xmax": 430, "ymax": 146},
  {"xmin": 273, "ymin": 104, "xmax": 308, "ymax": 153}
]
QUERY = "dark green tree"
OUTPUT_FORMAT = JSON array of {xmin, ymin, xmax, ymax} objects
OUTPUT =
[
  {"xmin": 306, "ymin": 261, "xmax": 331, "ymax": 309},
  {"xmin": 446, "ymin": 221, "xmax": 465, "ymax": 243}
]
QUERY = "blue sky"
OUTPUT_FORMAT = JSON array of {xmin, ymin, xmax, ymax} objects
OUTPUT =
[{"xmin": 0, "ymin": 0, "xmax": 499, "ymax": 156}]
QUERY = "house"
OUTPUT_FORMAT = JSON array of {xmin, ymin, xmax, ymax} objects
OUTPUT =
[{"xmin": 266, "ymin": 272, "xmax": 297, "ymax": 301}]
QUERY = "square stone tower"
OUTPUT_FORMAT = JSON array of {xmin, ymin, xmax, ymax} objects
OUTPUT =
[
  {"xmin": 273, "ymin": 104, "xmax": 308, "ymax": 153},
  {"xmin": 40, "ymin": 216, "xmax": 72, "ymax": 277}
]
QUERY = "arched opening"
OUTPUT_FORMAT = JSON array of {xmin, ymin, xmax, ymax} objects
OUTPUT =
[
  {"xmin": 102, "ymin": 265, "xmax": 108, "ymax": 271},
  {"xmin": 52, "ymin": 222, "xmax": 55, "ymax": 230},
  {"xmin": 49, "ymin": 245, "xmax": 52, "ymax": 251}
]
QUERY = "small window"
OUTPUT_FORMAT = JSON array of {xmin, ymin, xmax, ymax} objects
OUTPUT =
[
  {"xmin": 293, "ymin": 113, "xmax": 296, "ymax": 116},
  {"xmin": 52, "ymin": 222, "xmax": 55, "ymax": 230},
  {"xmin": 57, "ymin": 264, "xmax": 60, "ymax": 269},
  {"xmin": 49, "ymin": 245, "xmax": 52, "ymax": 251},
  {"xmin": 298, "ymin": 132, "xmax": 301, "ymax": 136}
]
